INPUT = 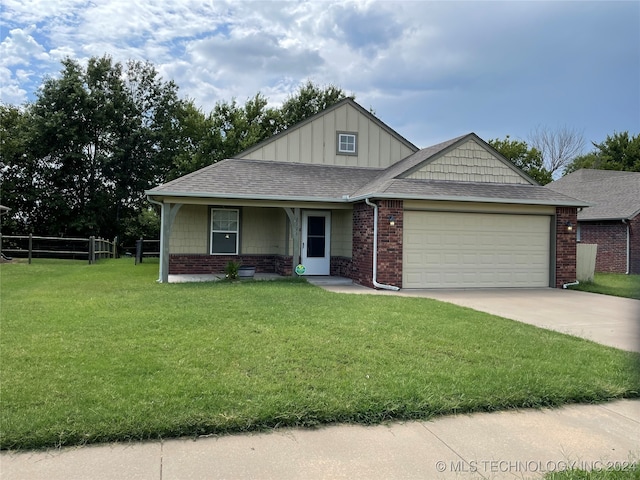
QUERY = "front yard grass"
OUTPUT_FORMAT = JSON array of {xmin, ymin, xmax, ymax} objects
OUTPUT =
[
  {"xmin": 569, "ymin": 273, "xmax": 640, "ymax": 300},
  {"xmin": 1, "ymin": 259, "xmax": 639, "ymax": 450}
]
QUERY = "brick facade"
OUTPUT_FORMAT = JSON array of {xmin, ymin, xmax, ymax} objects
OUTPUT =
[
  {"xmin": 579, "ymin": 216, "xmax": 639, "ymax": 274},
  {"xmin": 351, "ymin": 202, "xmax": 374, "ymax": 287},
  {"xmin": 631, "ymin": 215, "xmax": 640, "ymax": 275},
  {"xmin": 555, "ymin": 207, "xmax": 578, "ymax": 288},
  {"xmin": 169, "ymin": 254, "xmax": 292, "ymax": 275},
  {"xmin": 375, "ymin": 200, "xmax": 403, "ymax": 287},
  {"xmin": 350, "ymin": 200, "xmax": 403, "ymax": 288}
]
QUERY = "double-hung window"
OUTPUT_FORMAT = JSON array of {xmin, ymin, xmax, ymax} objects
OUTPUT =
[
  {"xmin": 337, "ymin": 132, "xmax": 357, "ymax": 155},
  {"xmin": 211, "ymin": 208, "xmax": 239, "ymax": 255}
]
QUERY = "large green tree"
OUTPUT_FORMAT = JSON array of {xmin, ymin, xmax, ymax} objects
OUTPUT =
[
  {"xmin": 564, "ymin": 131, "xmax": 640, "ymax": 174},
  {"xmin": 488, "ymin": 136, "xmax": 553, "ymax": 185},
  {"xmin": 1, "ymin": 58, "xmax": 349, "ymax": 243},
  {"xmin": 0, "ymin": 55, "xmax": 197, "ymax": 243}
]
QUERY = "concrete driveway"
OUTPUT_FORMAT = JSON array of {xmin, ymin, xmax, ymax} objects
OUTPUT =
[{"xmin": 321, "ymin": 285, "xmax": 640, "ymax": 353}]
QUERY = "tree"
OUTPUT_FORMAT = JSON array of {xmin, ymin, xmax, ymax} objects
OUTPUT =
[
  {"xmin": 1, "ymin": 55, "xmax": 195, "ymax": 245},
  {"xmin": 488, "ymin": 136, "xmax": 553, "ymax": 185},
  {"xmin": 528, "ymin": 125, "xmax": 585, "ymax": 177},
  {"xmin": 564, "ymin": 131, "xmax": 640, "ymax": 174},
  {"xmin": 279, "ymin": 81, "xmax": 351, "ymax": 129}
]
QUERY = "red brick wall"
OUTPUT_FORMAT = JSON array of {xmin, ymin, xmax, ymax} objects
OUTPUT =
[
  {"xmin": 352, "ymin": 202, "xmax": 374, "ymax": 287},
  {"xmin": 351, "ymin": 200, "xmax": 403, "ymax": 288},
  {"xmin": 169, "ymin": 254, "xmax": 291, "ymax": 275},
  {"xmin": 376, "ymin": 200, "xmax": 403, "ymax": 287},
  {"xmin": 580, "ymin": 216, "xmax": 639, "ymax": 274},
  {"xmin": 330, "ymin": 256, "xmax": 353, "ymax": 277},
  {"xmin": 555, "ymin": 207, "xmax": 578, "ymax": 287},
  {"xmin": 631, "ymin": 216, "xmax": 640, "ymax": 275},
  {"xmin": 580, "ymin": 221, "xmax": 627, "ymax": 273}
]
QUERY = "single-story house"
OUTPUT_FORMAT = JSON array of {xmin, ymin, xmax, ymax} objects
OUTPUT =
[
  {"xmin": 547, "ymin": 169, "xmax": 640, "ymax": 274},
  {"xmin": 146, "ymin": 98, "xmax": 586, "ymax": 289}
]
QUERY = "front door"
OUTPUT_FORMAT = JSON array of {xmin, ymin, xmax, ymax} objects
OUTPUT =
[{"xmin": 301, "ymin": 211, "xmax": 331, "ymax": 275}]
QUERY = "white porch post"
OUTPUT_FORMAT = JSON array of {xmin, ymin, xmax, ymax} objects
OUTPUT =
[
  {"xmin": 283, "ymin": 207, "xmax": 301, "ymax": 276},
  {"xmin": 158, "ymin": 201, "xmax": 183, "ymax": 283}
]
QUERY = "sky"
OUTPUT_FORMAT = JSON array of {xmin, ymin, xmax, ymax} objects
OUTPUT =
[{"xmin": 1, "ymin": 1, "xmax": 639, "ymax": 150}]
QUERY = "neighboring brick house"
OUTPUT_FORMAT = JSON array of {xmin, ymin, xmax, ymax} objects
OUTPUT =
[
  {"xmin": 548, "ymin": 169, "xmax": 640, "ymax": 274},
  {"xmin": 146, "ymin": 99, "xmax": 585, "ymax": 289}
]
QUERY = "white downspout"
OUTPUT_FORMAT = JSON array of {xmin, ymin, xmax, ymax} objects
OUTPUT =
[
  {"xmin": 147, "ymin": 196, "xmax": 165, "ymax": 283},
  {"xmin": 562, "ymin": 280, "xmax": 579, "ymax": 289},
  {"xmin": 365, "ymin": 198, "xmax": 400, "ymax": 291},
  {"xmin": 623, "ymin": 219, "xmax": 630, "ymax": 275}
]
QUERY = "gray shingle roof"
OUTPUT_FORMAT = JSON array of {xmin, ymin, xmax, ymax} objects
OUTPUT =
[
  {"xmin": 148, "ymin": 155, "xmax": 586, "ymax": 207},
  {"xmin": 359, "ymin": 178, "xmax": 584, "ymax": 205},
  {"xmin": 147, "ymin": 158, "xmax": 383, "ymax": 201},
  {"xmin": 547, "ymin": 169, "xmax": 640, "ymax": 220}
]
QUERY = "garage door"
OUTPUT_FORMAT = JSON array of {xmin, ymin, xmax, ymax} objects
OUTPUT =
[{"xmin": 403, "ymin": 211, "xmax": 550, "ymax": 288}]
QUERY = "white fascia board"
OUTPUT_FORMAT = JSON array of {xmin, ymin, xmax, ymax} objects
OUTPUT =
[{"xmin": 347, "ymin": 192, "xmax": 590, "ymax": 208}]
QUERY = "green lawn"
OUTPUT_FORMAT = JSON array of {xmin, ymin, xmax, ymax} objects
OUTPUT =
[
  {"xmin": 569, "ymin": 273, "xmax": 640, "ymax": 300},
  {"xmin": 1, "ymin": 259, "xmax": 639, "ymax": 450},
  {"xmin": 544, "ymin": 463, "xmax": 640, "ymax": 479}
]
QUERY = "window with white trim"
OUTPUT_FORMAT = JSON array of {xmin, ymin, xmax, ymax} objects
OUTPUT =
[
  {"xmin": 337, "ymin": 132, "xmax": 357, "ymax": 155},
  {"xmin": 210, "ymin": 208, "xmax": 239, "ymax": 255}
]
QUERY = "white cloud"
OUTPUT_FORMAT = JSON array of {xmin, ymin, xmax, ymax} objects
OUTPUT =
[
  {"xmin": 0, "ymin": 26, "xmax": 50, "ymax": 66},
  {"xmin": 0, "ymin": 0, "xmax": 637, "ymax": 147}
]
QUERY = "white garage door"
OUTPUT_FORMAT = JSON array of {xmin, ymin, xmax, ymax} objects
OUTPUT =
[{"xmin": 403, "ymin": 211, "xmax": 551, "ymax": 288}]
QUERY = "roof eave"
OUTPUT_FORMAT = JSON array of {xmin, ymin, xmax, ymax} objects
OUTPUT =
[
  {"xmin": 347, "ymin": 192, "xmax": 589, "ymax": 207},
  {"xmin": 146, "ymin": 190, "xmax": 350, "ymax": 204}
]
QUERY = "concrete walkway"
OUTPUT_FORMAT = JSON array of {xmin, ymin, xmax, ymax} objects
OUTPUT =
[
  {"xmin": 2, "ymin": 399, "xmax": 638, "ymax": 480},
  {"xmin": 3, "ymin": 283, "xmax": 639, "ymax": 479}
]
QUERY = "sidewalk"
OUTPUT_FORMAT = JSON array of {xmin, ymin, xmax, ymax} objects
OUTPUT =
[{"xmin": 2, "ymin": 399, "xmax": 638, "ymax": 480}]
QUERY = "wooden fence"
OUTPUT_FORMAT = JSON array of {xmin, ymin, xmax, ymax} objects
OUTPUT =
[{"xmin": 0, "ymin": 234, "xmax": 117, "ymax": 264}]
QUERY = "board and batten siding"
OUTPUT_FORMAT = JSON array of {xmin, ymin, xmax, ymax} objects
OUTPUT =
[
  {"xmin": 330, "ymin": 209, "xmax": 353, "ymax": 257},
  {"xmin": 170, "ymin": 204, "xmax": 209, "ymax": 254},
  {"xmin": 240, "ymin": 103, "xmax": 415, "ymax": 168},
  {"xmin": 407, "ymin": 139, "xmax": 531, "ymax": 184},
  {"xmin": 170, "ymin": 205, "xmax": 288, "ymax": 255}
]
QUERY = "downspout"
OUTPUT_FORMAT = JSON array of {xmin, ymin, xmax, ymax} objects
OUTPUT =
[
  {"xmin": 364, "ymin": 198, "xmax": 400, "ymax": 291},
  {"xmin": 147, "ymin": 196, "xmax": 165, "ymax": 283},
  {"xmin": 562, "ymin": 280, "xmax": 579, "ymax": 289},
  {"xmin": 623, "ymin": 219, "xmax": 630, "ymax": 275}
]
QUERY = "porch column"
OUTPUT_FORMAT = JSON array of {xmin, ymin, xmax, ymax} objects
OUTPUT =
[
  {"xmin": 283, "ymin": 207, "xmax": 301, "ymax": 276},
  {"xmin": 158, "ymin": 202, "xmax": 183, "ymax": 283}
]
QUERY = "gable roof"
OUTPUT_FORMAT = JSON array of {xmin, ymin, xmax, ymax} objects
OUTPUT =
[
  {"xmin": 237, "ymin": 98, "xmax": 419, "ymax": 159},
  {"xmin": 350, "ymin": 133, "xmax": 536, "ymax": 198},
  {"xmin": 147, "ymin": 136, "xmax": 586, "ymax": 208},
  {"xmin": 547, "ymin": 169, "xmax": 640, "ymax": 220}
]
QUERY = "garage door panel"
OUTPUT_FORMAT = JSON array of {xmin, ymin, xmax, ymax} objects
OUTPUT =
[{"xmin": 403, "ymin": 211, "xmax": 550, "ymax": 288}]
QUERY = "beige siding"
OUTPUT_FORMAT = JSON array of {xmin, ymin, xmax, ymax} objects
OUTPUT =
[
  {"xmin": 331, "ymin": 209, "xmax": 353, "ymax": 257},
  {"xmin": 170, "ymin": 205, "xmax": 289, "ymax": 255},
  {"xmin": 170, "ymin": 204, "xmax": 208, "ymax": 254},
  {"xmin": 241, "ymin": 207, "xmax": 287, "ymax": 255},
  {"xmin": 407, "ymin": 139, "xmax": 532, "ymax": 184},
  {"xmin": 241, "ymin": 103, "xmax": 414, "ymax": 168}
]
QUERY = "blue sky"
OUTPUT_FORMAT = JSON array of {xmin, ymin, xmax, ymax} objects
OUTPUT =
[{"xmin": 1, "ymin": 1, "xmax": 638, "ymax": 150}]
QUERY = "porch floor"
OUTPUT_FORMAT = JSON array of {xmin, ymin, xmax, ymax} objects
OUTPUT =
[{"xmin": 167, "ymin": 273, "xmax": 353, "ymax": 286}]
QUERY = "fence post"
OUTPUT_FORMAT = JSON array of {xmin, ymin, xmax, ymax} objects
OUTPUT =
[
  {"xmin": 135, "ymin": 237, "xmax": 143, "ymax": 265},
  {"xmin": 89, "ymin": 236, "xmax": 95, "ymax": 264},
  {"xmin": 28, "ymin": 233, "xmax": 33, "ymax": 264},
  {"xmin": 113, "ymin": 236, "xmax": 118, "ymax": 259}
]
